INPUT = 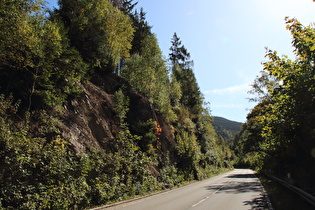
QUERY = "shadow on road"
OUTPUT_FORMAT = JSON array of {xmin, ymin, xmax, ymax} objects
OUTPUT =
[
  {"xmin": 226, "ymin": 173, "xmax": 257, "ymax": 179},
  {"xmin": 204, "ymin": 173, "xmax": 271, "ymax": 209},
  {"xmin": 205, "ymin": 181, "xmax": 262, "ymax": 194},
  {"xmin": 243, "ymin": 195, "xmax": 269, "ymax": 209},
  {"xmin": 205, "ymin": 181, "xmax": 269, "ymax": 209}
]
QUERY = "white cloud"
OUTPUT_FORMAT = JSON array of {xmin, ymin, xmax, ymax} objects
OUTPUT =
[{"xmin": 204, "ymin": 83, "xmax": 250, "ymax": 95}]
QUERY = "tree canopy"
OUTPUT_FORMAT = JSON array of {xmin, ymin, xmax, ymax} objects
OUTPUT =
[
  {"xmin": 235, "ymin": 18, "xmax": 315, "ymax": 192},
  {"xmin": 58, "ymin": 0, "xmax": 134, "ymax": 72}
]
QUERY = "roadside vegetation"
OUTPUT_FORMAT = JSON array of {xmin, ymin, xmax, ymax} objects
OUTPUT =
[
  {"xmin": 2, "ymin": 0, "xmax": 314, "ymax": 208},
  {"xmin": 234, "ymin": 18, "xmax": 315, "ymax": 194},
  {"xmin": 0, "ymin": 0, "xmax": 233, "ymax": 208}
]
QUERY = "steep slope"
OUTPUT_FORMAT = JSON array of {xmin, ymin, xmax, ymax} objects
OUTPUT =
[
  {"xmin": 212, "ymin": 116, "xmax": 243, "ymax": 144},
  {"xmin": 0, "ymin": 1, "xmax": 234, "ymax": 208},
  {"xmin": 59, "ymin": 73, "xmax": 175, "ymax": 154},
  {"xmin": 0, "ymin": 73, "xmax": 234, "ymax": 209}
]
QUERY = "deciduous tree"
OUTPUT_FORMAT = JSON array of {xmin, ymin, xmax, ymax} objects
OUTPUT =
[
  {"xmin": 236, "ymin": 18, "xmax": 315, "ymax": 192},
  {"xmin": 58, "ymin": 0, "xmax": 134, "ymax": 72}
]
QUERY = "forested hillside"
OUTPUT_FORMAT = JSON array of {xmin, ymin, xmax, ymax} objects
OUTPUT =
[
  {"xmin": 0, "ymin": 0, "xmax": 232, "ymax": 208},
  {"xmin": 234, "ymin": 18, "xmax": 315, "ymax": 193},
  {"xmin": 212, "ymin": 116, "xmax": 243, "ymax": 144}
]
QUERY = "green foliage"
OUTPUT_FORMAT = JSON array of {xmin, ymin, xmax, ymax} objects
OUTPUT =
[
  {"xmin": 122, "ymin": 29, "xmax": 230, "ymax": 183},
  {"xmin": 0, "ymin": 0, "xmax": 87, "ymax": 113},
  {"xmin": 236, "ymin": 18, "xmax": 315, "ymax": 192},
  {"xmin": 130, "ymin": 8, "xmax": 152, "ymax": 55},
  {"xmin": 169, "ymin": 33, "xmax": 193, "ymax": 70},
  {"xmin": 0, "ymin": 94, "xmax": 163, "ymax": 209},
  {"xmin": 109, "ymin": 0, "xmax": 138, "ymax": 15},
  {"xmin": 169, "ymin": 34, "xmax": 203, "ymax": 115},
  {"xmin": 169, "ymin": 71, "xmax": 182, "ymax": 107},
  {"xmin": 171, "ymin": 105, "xmax": 232, "ymax": 180},
  {"xmin": 130, "ymin": 119, "xmax": 160, "ymax": 155},
  {"xmin": 0, "ymin": 97, "xmax": 90, "ymax": 208},
  {"xmin": 159, "ymin": 156, "xmax": 184, "ymax": 188},
  {"xmin": 121, "ymin": 34, "xmax": 176, "ymax": 122},
  {"xmin": 58, "ymin": 0, "xmax": 134, "ymax": 71},
  {"xmin": 175, "ymin": 131, "xmax": 200, "ymax": 180},
  {"xmin": 0, "ymin": 0, "xmax": 234, "ymax": 208},
  {"xmin": 113, "ymin": 88, "xmax": 130, "ymax": 125},
  {"xmin": 212, "ymin": 116, "xmax": 243, "ymax": 144}
]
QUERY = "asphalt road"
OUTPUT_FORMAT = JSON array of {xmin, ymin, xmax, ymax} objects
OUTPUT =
[{"xmin": 102, "ymin": 169, "xmax": 271, "ymax": 210}]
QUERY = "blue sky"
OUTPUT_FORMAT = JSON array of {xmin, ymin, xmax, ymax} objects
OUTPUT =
[{"xmin": 46, "ymin": 0, "xmax": 315, "ymax": 122}]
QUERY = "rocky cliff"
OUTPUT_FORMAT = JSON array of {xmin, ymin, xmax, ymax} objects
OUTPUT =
[{"xmin": 59, "ymin": 73, "xmax": 175, "ymax": 155}]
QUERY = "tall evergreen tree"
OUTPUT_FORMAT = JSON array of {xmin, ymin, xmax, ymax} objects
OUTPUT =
[
  {"xmin": 130, "ymin": 8, "xmax": 152, "ymax": 55},
  {"xmin": 169, "ymin": 33, "xmax": 203, "ymax": 115},
  {"xmin": 169, "ymin": 33, "xmax": 193, "ymax": 70},
  {"xmin": 109, "ymin": 0, "xmax": 138, "ymax": 15}
]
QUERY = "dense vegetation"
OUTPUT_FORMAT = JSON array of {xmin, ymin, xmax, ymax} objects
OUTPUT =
[
  {"xmin": 234, "ymin": 18, "xmax": 315, "ymax": 193},
  {"xmin": 212, "ymin": 116, "xmax": 243, "ymax": 144},
  {"xmin": 0, "ymin": 0, "xmax": 232, "ymax": 208}
]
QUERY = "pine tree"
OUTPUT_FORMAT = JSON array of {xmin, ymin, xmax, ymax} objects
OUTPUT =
[
  {"xmin": 169, "ymin": 33, "xmax": 202, "ymax": 115},
  {"xmin": 109, "ymin": 0, "xmax": 138, "ymax": 15},
  {"xmin": 169, "ymin": 33, "xmax": 193, "ymax": 70},
  {"xmin": 130, "ymin": 8, "xmax": 152, "ymax": 55}
]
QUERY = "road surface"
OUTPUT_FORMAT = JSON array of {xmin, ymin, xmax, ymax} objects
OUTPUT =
[{"xmin": 100, "ymin": 169, "xmax": 271, "ymax": 210}]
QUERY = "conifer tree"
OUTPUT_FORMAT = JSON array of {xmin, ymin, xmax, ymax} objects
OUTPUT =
[
  {"xmin": 109, "ymin": 0, "xmax": 138, "ymax": 15},
  {"xmin": 169, "ymin": 33, "xmax": 203, "ymax": 115},
  {"xmin": 169, "ymin": 33, "xmax": 193, "ymax": 69},
  {"xmin": 130, "ymin": 8, "xmax": 152, "ymax": 55}
]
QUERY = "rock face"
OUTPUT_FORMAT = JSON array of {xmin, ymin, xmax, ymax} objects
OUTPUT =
[
  {"xmin": 62, "ymin": 81, "xmax": 116, "ymax": 153},
  {"xmin": 60, "ymin": 73, "xmax": 175, "ymax": 154}
]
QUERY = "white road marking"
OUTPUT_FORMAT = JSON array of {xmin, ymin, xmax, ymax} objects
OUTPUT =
[
  {"xmin": 192, "ymin": 196, "xmax": 209, "ymax": 207},
  {"xmin": 192, "ymin": 175, "xmax": 237, "ymax": 208}
]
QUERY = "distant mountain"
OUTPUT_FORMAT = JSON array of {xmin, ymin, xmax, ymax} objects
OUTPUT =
[{"xmin": 213, "ymin": 116, "xmax": 243, "ymax": 144}]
